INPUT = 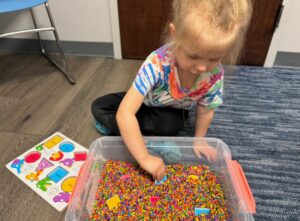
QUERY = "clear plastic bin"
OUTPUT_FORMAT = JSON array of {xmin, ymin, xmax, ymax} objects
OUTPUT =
[{"xmin": 65, "ymin": 137, "xmax": 256, "ymax": 221}]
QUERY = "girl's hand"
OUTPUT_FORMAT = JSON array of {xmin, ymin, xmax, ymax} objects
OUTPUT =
[
  {"xmin": 193, "ymin": 140, "xmax": 218, "ymax": 162},
  {"xmin": 140, "ymin": 154, "xmax": 166, "ymax": 180}
]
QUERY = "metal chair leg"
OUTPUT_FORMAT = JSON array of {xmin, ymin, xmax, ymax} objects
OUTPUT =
[
  {"xmin": 30, "ymin": 8, "xmax": 46, "ymax": 54},
  {"xmin": 31, "ymin": 3, "xmax": 76, "ymax": 84}
]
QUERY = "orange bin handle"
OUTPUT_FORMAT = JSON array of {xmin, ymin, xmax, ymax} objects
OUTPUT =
[
  {"xmin": 229, "ymin": 160, "xmax": 256, "ymax": 214},
  {"xmin": 68, "ymin": 160, "xmax": 90, "ymax": 205}
]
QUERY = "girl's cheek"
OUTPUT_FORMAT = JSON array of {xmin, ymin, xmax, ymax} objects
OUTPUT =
[{"xmin": 181, "ymin": 58, "xmax": 190, "ymax": 69}]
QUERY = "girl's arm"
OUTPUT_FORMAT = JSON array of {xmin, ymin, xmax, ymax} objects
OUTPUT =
[
  {"xmin": 193, "ymin": 105, "xmax": 218, "ymax": 161},
  {"xmin": 194, "ymin": 106, "xmax": 214, "ymax": 138},
  {"xmin": 116, "ymin": 86, "xmax": 166, "ymax": 180}
]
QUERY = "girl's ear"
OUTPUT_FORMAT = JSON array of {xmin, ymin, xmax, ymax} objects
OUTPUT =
[{"xmin": 169, "ymin": 23, "xmax": 176, "ymax": 38}]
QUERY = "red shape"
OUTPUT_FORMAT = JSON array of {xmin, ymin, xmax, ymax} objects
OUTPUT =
[
  {"xmin": 25, "ymin": 152, "xmax": 41, "ymax": 163},
  {"xmin": 74, "ymin": 152, "xmax": 87, "ymax": 161},
  {"xmin": 120, "ymin": 174, "xmax": 130, "ymax": 181},
  {"xmin": 150, "ymin": 196, "xmax": 160, "ymax": 205}
]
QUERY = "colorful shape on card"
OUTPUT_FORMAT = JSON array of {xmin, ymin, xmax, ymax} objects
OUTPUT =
[
  {"xmin": 44, "ymin": 141, "xmax": 56, "ymax": 149},
  {"xmin": 36, "ymin": 145, "xmax": 43, "ymax": 151},
  {"xmin": 59, "ymin": 142, "xmax": 75, "ymax": 153},
  {"xmin": 37, "ymin": 177, "xmax": 52, "ymax": 191},
  {"xmin": 60, "ymin": 158, "xmax": 74, "ymax": 167},
  {"xmin": 61, "ymin": 176, "xmax": 77, "ymax": 192},
  {"xmin": 51, "ymin": 135, "xmax": 63, "ymax": 144},
  {"xmin": 43, "ymin": 135, "xmax": 64, "ymax": 149},
  {"xmin": 106, "ymin": 195, "xmax": 121, "ymax": 211},
  {"xmin": 24, "ymin": 151, "xmax": 41, "ymax": 163},
  {"xmin": 48, "ymin": 166, "xmax": 69, "ymax": 183},
  {"xmin": 10, "ymin": 159, "xmax": 24, "ymax": 174},
  {"xmin": 49, "ymin": 151, "xmax": 64, "ymax": 161},
  {"xmin": 74, "ymin": 151, "xmax": 87, "ymax": 161},
  {"xmin": 53, "ymin": 192, "xmax": 70, "ymax": 203},
  {"xmin": 25, "ymin": 170, "xmax": 43, "ymax": 182},
  {"xmin": 36, "ymin": 158, "xmax": 54, "ymax": 171}
]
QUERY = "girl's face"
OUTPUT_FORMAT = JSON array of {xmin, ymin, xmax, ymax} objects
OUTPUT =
[{"xmin": 174, "ymin": 41, "xmax": 227, "ymax": 75}]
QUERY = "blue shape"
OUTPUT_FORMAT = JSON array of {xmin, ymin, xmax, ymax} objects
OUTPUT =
[
  {"xmin": 59, "ymin": 142, "xmax": 75, "ymax": 153},
  {"xmin": 195, "ymin": 208, "xmax": 210, "ymax": 216},
  {"xmin": 47, "ymin": 166, "xmax": 68, "ymax": 183},
  {"xmin": 155, "ymin": 175, "xmax": 167, "ymax": 185},
  {"xmin": 11, "ymin": 159, "xmax": 24, "ymax": 174}
]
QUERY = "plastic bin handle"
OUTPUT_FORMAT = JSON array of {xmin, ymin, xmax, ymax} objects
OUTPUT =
[
  {"xmin": 68, "ymin": 160, "xmax": 90, "ymax": 205},
  {"xmin": 229, "ymin": 160, "xmax": 256, "ymax": 214}
]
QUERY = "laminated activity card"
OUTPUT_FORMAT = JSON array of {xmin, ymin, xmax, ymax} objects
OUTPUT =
[{"xmin": 6, "ymin": 132, "xmax": 88, "ymax": 211}]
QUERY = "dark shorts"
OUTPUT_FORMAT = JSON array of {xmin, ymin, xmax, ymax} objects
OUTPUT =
[{"xmin": 91, "ymin": 92, "xmax": 189, "ymax": 136}]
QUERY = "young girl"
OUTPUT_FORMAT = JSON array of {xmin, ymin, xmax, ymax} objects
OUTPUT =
[{"xmin": 92, "ymin": 0, "xmax": 252, "ymax": 180}]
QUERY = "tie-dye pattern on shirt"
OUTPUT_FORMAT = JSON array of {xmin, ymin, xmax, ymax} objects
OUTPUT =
[{"xmin": 133, "ymin": 44, "xmax": 224, "ymax": 109}]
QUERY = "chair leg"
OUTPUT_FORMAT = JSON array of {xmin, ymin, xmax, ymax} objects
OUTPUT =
[
  {"xmin": 31, "ymin": 3, "xmax": 76, "ymax": 84},
  {"xmin": 30, "ymin": 9, "xmax": 46, "ymax": 55}
]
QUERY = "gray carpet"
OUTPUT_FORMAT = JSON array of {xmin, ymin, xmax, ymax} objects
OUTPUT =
[{"xmin": 180, "ymin": 66, "xmax": 300, "ymax": 221}]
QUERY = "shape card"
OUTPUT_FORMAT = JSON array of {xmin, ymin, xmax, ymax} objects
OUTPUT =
[{"xmin": 6, "ymin": 132, "xmax": 88, "ymax": 211}]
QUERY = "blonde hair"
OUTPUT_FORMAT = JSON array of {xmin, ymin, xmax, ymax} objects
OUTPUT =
[{"xmin": 166, "ymin": 0, "xmax": 253, "ymax": 64}]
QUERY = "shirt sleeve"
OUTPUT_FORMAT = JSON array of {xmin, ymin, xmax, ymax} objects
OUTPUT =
[
  {"xmin": 197, "ymin": 67, "xmax": 224, "ymax": 109},
  {"xmin": 133, "ymin": 53, "xmax": 161, "ymax": 96}
]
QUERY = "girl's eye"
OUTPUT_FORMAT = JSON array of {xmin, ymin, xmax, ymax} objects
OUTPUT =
[
  {"xmin": 209, "ymin": 57, "xmax": 222, "ymax": 62},
  {"xmin": 188, "ymin": 54, "xmax": 199, "ymax": 59}
]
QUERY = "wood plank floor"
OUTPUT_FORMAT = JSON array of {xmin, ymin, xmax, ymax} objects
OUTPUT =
[{"xmin": 0, "ymin": 54, "xmax": 142, "ymax": 221}]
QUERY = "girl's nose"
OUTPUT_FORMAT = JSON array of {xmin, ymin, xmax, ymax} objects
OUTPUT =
[{"xmin": 196, "ymin": 64, "xmax": 209, "ymax": 73}]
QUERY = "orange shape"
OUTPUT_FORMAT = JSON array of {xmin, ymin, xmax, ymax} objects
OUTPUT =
[
  {"xmin": 188, "ymin": 175, "xmax": 199, "ymax": 181},
  {"xmin": 61, "ymin": 176, "xmax": 77, "ymax": 192},
  {"xmin": 44, "ymin": 141, "xmax": 55, "ymax": 149},
  {"xmin": 50, "ymin": 135, "xmax": 63, "ymax": 144},
  {"xmin": 106, "ymin": 195, "xmax": 121, "ymax": 210}
]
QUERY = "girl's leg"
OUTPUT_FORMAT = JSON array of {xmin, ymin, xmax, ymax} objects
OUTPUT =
[
  {"xmin": 91, "ymin": 92, "xmax": 188, "ymax": 136},
  {"xmin": 91, "ymin": 92, "xmax": 126, "ymax": 135},
  {"xmin": 137, "ymin": 105, "xmax": 189, "ymax": 136}
]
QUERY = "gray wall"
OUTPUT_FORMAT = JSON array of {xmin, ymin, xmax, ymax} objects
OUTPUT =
[{"xmin": 0, "ymin": 0, "xmax": 114, "ymax": 56}]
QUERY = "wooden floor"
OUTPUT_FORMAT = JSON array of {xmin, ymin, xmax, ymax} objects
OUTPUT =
[{"xmin": 0, "ymin": 53, "xmax": 142, "ymax": 221}]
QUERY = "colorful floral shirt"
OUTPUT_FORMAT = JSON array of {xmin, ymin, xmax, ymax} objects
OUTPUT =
[{"xmin": 133, "ymin": 44, "xmax": 224, "ymax": 109}]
